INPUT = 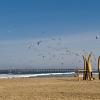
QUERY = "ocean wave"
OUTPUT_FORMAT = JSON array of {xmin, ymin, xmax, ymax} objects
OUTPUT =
[{"xmin": 0, "ymin": 72, "xmax": 75, "ymax": 79}]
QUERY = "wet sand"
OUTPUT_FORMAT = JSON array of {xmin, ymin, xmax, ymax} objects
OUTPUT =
[{"xmin": 0, "ymin": 77, "xmax": 100, "ymax": 100}]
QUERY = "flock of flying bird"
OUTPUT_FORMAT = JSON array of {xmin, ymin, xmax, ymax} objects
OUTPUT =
[{"xmin": 27, "ymin": 35, "xmax": 99, "ymax": 67}]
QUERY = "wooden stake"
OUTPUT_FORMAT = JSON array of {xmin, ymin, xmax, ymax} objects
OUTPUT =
[{"xmin": 98, "ymin": 56, "xmax": 100, "ymax": 79}]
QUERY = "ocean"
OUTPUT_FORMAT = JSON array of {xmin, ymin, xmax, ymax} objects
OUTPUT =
[
  {"xmin": 0, "ymin": 72, "xmax": 75, "ymax": 79},
  {"xmin": 0, "ymin": 68, "xmax": 98, "ymax": 79}
]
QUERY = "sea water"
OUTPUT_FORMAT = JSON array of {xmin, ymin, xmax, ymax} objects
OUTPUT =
[{"xmin": 0, "ymin": 72, "xmax": 75, "ymax": 79}]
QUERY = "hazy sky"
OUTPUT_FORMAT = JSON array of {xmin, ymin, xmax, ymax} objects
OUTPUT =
[{"xmin": 0, "ymin": 0, "xmax": 100, "ymax": 69}]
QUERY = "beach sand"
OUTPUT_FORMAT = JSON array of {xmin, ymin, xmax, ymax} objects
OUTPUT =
[{"xmin": 0, "ymin": 77, "xmax": 100, "ymax": 100}]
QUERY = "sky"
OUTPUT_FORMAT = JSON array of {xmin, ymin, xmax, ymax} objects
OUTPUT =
[{"xmin": 0, "ymin": 0, "xmax": 100, "ymax": 69}]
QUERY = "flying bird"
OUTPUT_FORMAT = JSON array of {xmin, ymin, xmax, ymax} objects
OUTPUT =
[
  {"xmin": 27, "ymin": 42, "xmax": 34, "ymax": 49},
  {"xmin": 42, "ymin": 56, "xmax": 45, "ymax": 60},
  {"xmin": 96, "ymin": 35, "xmax": 99, "ymax": 39},
  {"xmin": 51, "ymin": 38, "xmax": 55, "ymax": 40},
  {"xmin": 61, "ymin": 62, "xmax": 64, "ymax": 66},
  {"xmin": 37, "ymin": 41, "xmax": 42, "ymax": 46}
]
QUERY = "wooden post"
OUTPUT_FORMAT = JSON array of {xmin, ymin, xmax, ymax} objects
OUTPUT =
[
  {"xmin": 83, "ymin": 53, "xmax": 93, "ymax": 81},
  {"xmin": 98, "ymin": 56, "xmax": 100, "ymax": 79},
  {"xmin": 82, "ymin": 55, "xmax": 88, "ymax": 80},
  {"xmin": 86, "ymin": 61, "xmax": 89, "ymax": 80},
  {"xmin": 88, "ymin": 53, "xmax": 93, "ymax": 80}
]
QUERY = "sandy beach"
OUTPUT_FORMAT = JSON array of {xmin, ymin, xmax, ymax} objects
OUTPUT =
[{"xmin": 0, "ymin": 77, "xmax": 99, "ymax": 100}]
